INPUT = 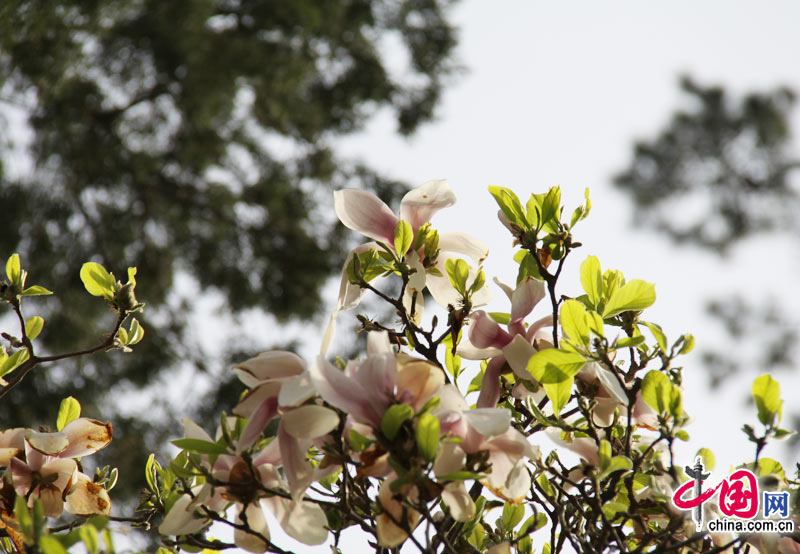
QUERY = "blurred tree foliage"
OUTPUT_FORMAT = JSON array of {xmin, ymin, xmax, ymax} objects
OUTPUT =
[
  {"xmin": 0, "ymin": 0, "xmax": 459, "ymax": 504},
  {"xmin": 614, "ymin": 76, "xmax": 800, "ymax": 390}
]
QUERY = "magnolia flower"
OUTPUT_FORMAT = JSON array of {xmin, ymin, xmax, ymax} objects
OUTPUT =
[
  {"xmin": 160, "ymin": 421, "xmax": 329, "ymax": 550},
  {"xmin": 310, "ymin": 331, "xmax": 443, "ymax": 429},
  {"xmin": 435, "ymin": 385, "xmax": 538, "ymax": 504},
  {"xmin": 376, "ymin": 473, "xmax": 421, "ymax": 548},
  {"xmin": 8, "ymin": 419, "xmax": 112, "ymax": 517},
  {"xmin": 460, "ymin": 277, "xmax": 553, "ymax": 408},
  {"xmin": 0, "ymin": 428, "xmax": 25, "ymax": 466},
  {"xmin": 232, "ymin": 351, "xmax": 339, "ymax": 498},
  {"xmin": 324, "ymin": 180, "xmax": 490, "ymax": 354}
]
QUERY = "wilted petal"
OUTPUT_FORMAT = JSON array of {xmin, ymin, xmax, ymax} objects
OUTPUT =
[
  {"xmin": 235, "ymin": 351, "xmax": 306, "ymax": 387},
  {"xmin": 9, "ymin": 457, "xmax": 33, "ymax": 496},
  {"xmin": 234, "ymin": 502, "xmax": 269, "ymax": 553},
  {"xmin": 37, "ymin": 485, "xmax": 65, "ymax": 518},
  {"xmin": 470, "ymin": 311, "xmax": 512, "ymax": 350},
  {"xmin": 0, "ymin": 428, "xmax": 25, "ymax": 463},
  {"xmin": 334, "ymin": 189, "xmax": 398, "ymax": 244},
  {"xmin": 464, "ymin": 408, "xmax": 511, "ymax": 440},
  {"xmin": 159, "ymin": 492, "xmax": 210, "ymax": 536},
  {"xmin": 65, "ymin": 472, "xmax": 111, "ymax": 516},
  {"xmin": 502, "ymin": 334, "xmax": 537, "ymax": 380},
  {"xmin": 59, "ymin": 419, "xmax": 113, "ymax": 458},
  {"xmin": 442, "ymin": 481, "xmax": 475, "ymax": 521},
  {"xmin": 399, "ymin": 179, "xmax": 456, "ymax": 231},
  {"xmin": 438, "ymin": 232, "xmax": 489, "ymax": 264},
  {"xmin": 25, "ymin": 430, "xmax": 69, "ymax": 456},
  {"xmin": 281, "ymin": 406, "xmax": 339, "ymax": 439}
]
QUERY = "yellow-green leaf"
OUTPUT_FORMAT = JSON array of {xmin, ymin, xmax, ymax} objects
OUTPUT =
[
  {"xmin": 57, "ymin": 397, "xmax": 81, "ymax": 431},
  {"xmin": 560, "ymin": 299, "xmax": 590, "ymax": 346},
  {"xmin": 80, "ymin": 262, "xmax": 116, "ymax": 298},
  {"xmin": 752, "ymin": 374, "xmax": 782, "ymax": 426},
  {"xmin": 415, "ymin": 413, "xmax": 440, "ymax": 461},
  {"xmin": 6, "ymin": 253, "xmax": 21, "ymax": 285},
  {"xmin": 602, "ymin": 279, "xmax": 656, "ymax": 318},
  {"xmin": 544, "ymin": 377, "xmax": 573, "ymax": 415},
  {"xmin": 21, "ymin": 285, "xmax": 53, "ymax": 296},
  {"xmin": 25, "ymin": 316, "xmax": 44, "ymax": 340},
  {"xmin": 394, "ymin": 220, "xmax": 414, "ymax": 258},
  {"xmin": 527, "ymin": 348, "xmax": 586, "ymax": 383}
]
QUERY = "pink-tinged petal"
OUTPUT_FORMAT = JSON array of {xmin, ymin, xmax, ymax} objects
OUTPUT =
[
  {"xmin": 281, "ymin": 406, "xmax": 339, "ymax": 439},
  {"xmin": 477, "ymin": 357, "xmax": 507, "ymax": 409},
  {"xmin": 234, "ymin": 503, "xmax": 269, "ymax": 553},
  {"xmin": 43, "ymin": 457, "xmax": 78, "ymax": 492},
  {"xmin": 441, "ymin": 481, "xmax": 475, "ymax": 521},
  {"xmin": 433, "ymin": 442, "xmax": 466, "ymax": 476},
  {"xmin": 526, "ymin": 315, "xmax": 555, "ymax": 343},
  {"xmin": 464, "ymin": 408, "xmax": 511, "ymax": 440},
  {"xmin": 493, "ymin": 277, "xmax": 515, "ymax": 301},
  {"xmin": 254, "ymin": 460, "xmax": 282, "ymax": 490},
  {"xmin": 159, "ymin": 491, "xmax": 210, "ymax": 536},
  {"xmin": 59, "ymin": 418, "xmax": 112, "ymax": 458},
  {"xmin": 25, "ymin": 430, "xmax": 68, "ymax": 456},
  {"xmin": 632, "ymin": 391, "xmax": 660, "ymax": 429},
  {"xmin": 434, "ymin": 384, "xmax": 469, "ymax": 413},
  {"xmin": 234, "ymin": 383, "xmax": 281, "ymax": 418},
  {"xmin": 309, "ymin": 356, "xmax": 380, "ymax": 427},
  {"xmin": 354, "ymin": 357, "xmax": 396, "ymax": 416},
  {"xmin": 238, "ymin": 396, "xmax": 279, "ymax": 451},
  {"xmin": 65, "ymin": 472, "xmax": 111, "ymax": 516},
  {"xmin": 10, "ymin": 457, "xmax": 32, "ymax": 496},
  {"xmin": 0, "ymin": 428, "xmax": 25, "ymax": 449},
  {"xmin": 334, "ymin": 189, "xmax": 398, "ymax": 244},
  {"xmin": 457, "ymin": 337, "xmax": 501, "ymax": 360},
  {"xmin": 511, "ymin": 278, "xmax": 546, "ymax": 326},
  {"xmin": 278, "ymin": 372, "xmax": 316, "ymax": 407},
  {"xmin": 182, "ymin": 418, "xmax": 214, "ymax": 442},
  {"xmin": 278, "ymin": 424, "xmax": 313, "ymax": 499},
  {"xmin": 336, "ymin": 242, "xmax": 379, "ymax": 312},
  {"xmin": 502, "ymin": 334, "xmax": 537, "ymax": 381},
  {"xmin": 438, "ymin": 232, "xmax": 489, "ymax": 264},
  {"xmin": 395, "ymin": 360, "xmax": 444, "ymax": 412},
  {"xmin": 470, "ymin": 311, "xmax": 512, "ymax": 350},
  {"xmin": 234, "ymin": 351, "xmax": 306, "ymax": 386},
  {"xmin": 399, "ymin": 179, "xmax": 456, "ymax": 230}
]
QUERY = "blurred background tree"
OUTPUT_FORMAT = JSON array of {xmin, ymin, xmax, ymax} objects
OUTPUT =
[
  {"xmin": 614, "ymin": 76, "xmax": 800, "ymax": 407},
  {"xmin": 0, "ymin": 0, "xmax": 459, "ymax": 505}
]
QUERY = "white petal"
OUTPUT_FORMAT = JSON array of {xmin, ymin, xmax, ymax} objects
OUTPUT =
[
  {"xmin": 367, "ymin": 330, "xmax": 392, "ymax": 355},
  {"xmin": 235, "ymin": 351, "xmax": 306, "ymax": 386},
  {"xmin": 438, "ymin": 232, "xmax": 489, "ymax": 264},
  {"xmin": 593, "ymin": 363, "xmax": 629, "ymax": 407},
  {"xmin": 502, "ymin": 334, "xmax": 537, "ymax": 380},
  {"xmin": 334, "ymin": 189, "xmax": 398, "ymax": 244},
  {"xmin": 503, "ymin": 459, "xmax": 531, "ymax": 503},
  {"xmin": 493, "ymin": 277, "xmax": 514, "ymax": 301},
  {"xmin": 399, "ymin": 179, "xmax": 456, "ymax": 230},
  {"xmin": 433, "ymin": 442, "xmax": 467, "ymax": 476},
  {"xmin": 234, "ymin": 503, "xmax": 270, "ymax": 553},
  {"xmin": 441, "ymin": 481, "xmax": 475, "ymax": 521},
  {"xmin": 271, "ymin": 499, "xmax": 329, "ymax": 546},
  {"xmin": 426, "ymin": 270, "xmax": 463, "ymax": 309},
  {"xmin": 457, "ymin": 337, "xmax": 501, "ymax": 360},
  {"xmin": 159, "ymin": 492, "xmax": 210, "ymax": 536},
  {"xmin": 511, "ymin": 278, "xmax": 546, "ymax": 323},
  {"xmin": 277, "ymin": 373, "xmax": 316, "ymax": 407},
  {"xmin": 182, "ymin": 418, "xmax": 214, "ymax": 442},
  {"xmin": 281, "ymin": 406, "xmax": 339, "ymax": 439},
  {"xmin": 464, "ymin": 408, "xmax": 511, "ymax": 439}
]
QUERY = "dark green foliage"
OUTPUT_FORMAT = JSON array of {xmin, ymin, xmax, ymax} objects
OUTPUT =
[
  {"xmin": 615, "ymin": 76, "xmax": 800, "ymax": 251},
  {"xmin": 0, "ymin": 0, "xmax": 458, "ymax": 503}
]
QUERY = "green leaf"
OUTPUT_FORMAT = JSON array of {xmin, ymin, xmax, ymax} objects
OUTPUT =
[
  {"xmin": 6, "ymin": 253, "xmax": 21, "ymax": 285},
  {"xmin": 539, "ymin": 186, "xmax": 561, "ymax": 232},
  {"xmin": 602, "ymin": 269, "xmax": 624, "ymax": 300},
  {"xmin": 696, "ymin": 448, "xmax": 715, "ymax": 471},
  {"xmin": 617, "ymin": 336, "xmax": 645, "ymax": 348},
  {"xmin": 641, "ymin": 322, "xmax": 667, "ymax": 352},
  {"xmin": 580, "ymin": 256, "xmax": 603, "ymax": 307},
  {"xmin": 128, "ymin": 318, "xmax": 145, "ymax": 345},
  {"xmin": 560, "ymin": 299, "xmax": 590, "ymax": 347},
  {"xmin": 570, "ymin": 188, "xmax": 592, "ymax": 228},
  {"xmin": 171, "ymin": 438, "xmax": 229, "ymax": 456},
  {"xmin": 527, "ymin": 348, "xmax": 586, "ymax": 383},
  {"xmin": 543, "ymin": 376, "xmax": 574, "ymax": 415},
  {"xmin": 640, "ymin": 371, "xmax": 671, "ymax": 414},
  {"xmin": 80, "ymin": 262, "xmax": 116, "ymax": 298},
  {"xmin": 57, "ymin": 397, "xmax": 82, "ymax": 431},
  {"xmin": 445, "ymin": 258, "xmax": 469, "ymax": 295},
  {"xmin": 489, "ymin": 185, "xmax": 527, "ymax": 228},
  {"xmin": 675, "ymin": 430, "xmax": 690, "ymax": 441},
  {"xmin": 752, "ymin": 374, "xmax": 782, "ymax": 426},
  {"xmin": 598, "ymin": 439, "xmax": 611, "ymax": 469},
  {"xmin": 21, "ymin": 285, "xmax": 53, "ymax": 296},
  {"xmin": 677, "ymin": 334, "xmax": 695, "ymax": 354},
  {"xmin": 602, "ymin": 279, "xmax": 656, "ymax": 318},
  {"xmin": 501, "ymin": 502, "xmax": 525, "ymax": 531},
  {"xmin": 415, "ymin": 413, "xmax": 440, "ymax": 462},
  {"xmin": 754, "ymin": 457, "xmax": 785, "ymax": 480},
  {"xmin": 436, "ymin": 471, "xmax": 486, "ymax": 482},
  {"xmin": 80, "ymin": 524, "xmax": 100, "ymax": 554},
  {"xmin": 381, "ymin": 404, "xmax": 414, "ymax": 440},
  {"xmin": 467, "ymin": 362, "xmax": 487, "ymax": 395},
  {"xmin": 0, "ymin": 349, "xmax": 30, "ymax": 378},
  {"xmin": 40, "ymin": 537, "xmax": 69, "ymax": 554},
  {"xmin": 25, "ymin": 316, "xmax": 44, "ymax": 340},
  {"xmin": 603, "ymin": 456, "xmax": 633, "ymax": 476},
  {"xmin": 394, "ymin": 220, "xmax": 414, "ymax": 258},
  {"xmin": 489, "ymin": 312, "xmax": 511, "ymax": 325}
]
